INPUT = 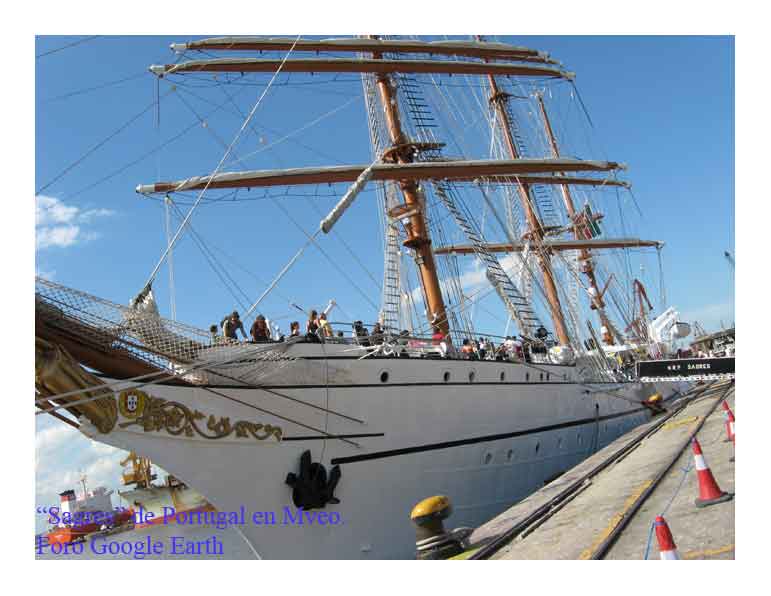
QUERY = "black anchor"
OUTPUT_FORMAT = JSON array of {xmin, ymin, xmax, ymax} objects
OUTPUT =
[{"xmin": 285, "ymin": 450, "xmax": 341, "ymax": 510}]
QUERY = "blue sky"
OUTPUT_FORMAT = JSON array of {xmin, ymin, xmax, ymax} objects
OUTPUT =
[{"xmin": 35, "ymin": 35, "xmax": 734, "ymax": 532}]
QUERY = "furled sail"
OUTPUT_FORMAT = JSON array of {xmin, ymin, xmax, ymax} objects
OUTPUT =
[
  {"xmin": 171, "ymin": 37, "xmax": 559, "ymax": 64},
  {"xmin": 434, "ymin": 238, "xmax": 664, "ymax": 255},
  {"xmin": 149, "ymin": 58, "xmax": 574, "ymax": 79},
  {"xmin": 136, "ymin": 159, "xmax": 627, "ymax": 194}
]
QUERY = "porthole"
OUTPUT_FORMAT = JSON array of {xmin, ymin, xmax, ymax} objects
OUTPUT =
[
  {"xmin": 577, "ymin": 434, "xmax": 583, "ymax": 445},
  {"xmin": 380, "ymin": 371, "xmax": 389, "ymax": 383},
  {"xmin": 525, "ymin": 372, "xmax": 530, "ymax": 382},
  {"xmin": 506, "ymin": 449, "xmax": 514, "ymax": 462},
  {"xmin": 557, "ymin": 437, "xmax": 563, "ymax": 449},
  {"xmin": 539, "ymin": 372, "xmax": 544, "ymax": 381},
  {"xmin": 535, "ymin": 442, "xmax": 540, "ymax": 454},
  {"xmin": 500, "ymin": 371, "xmax": 505, "ymax": 382},
  {"xmin": 546, "ymin": 373, "xmax": 550, "ymax": 381},
  {"xmin": 483, "ymin": 452, "xmax": 493, "ymax": 465},
  {"xmin": 469, "ymin": 371, "xmax": 476, "ymax": 382},
  {"xmin": 443, "ymin": 371, "xmax": 451, "ymax": 383},
  {"xmin": 563, "ymin": 374, "xmax": 568, "ymax": 381}
]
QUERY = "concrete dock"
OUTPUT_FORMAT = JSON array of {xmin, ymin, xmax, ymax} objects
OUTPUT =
[{"xmin": 465, "ymin": 380, "xmax": 735, "ymax": 560}]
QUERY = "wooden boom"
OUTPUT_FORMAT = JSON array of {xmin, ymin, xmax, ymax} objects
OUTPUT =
[
  {"xmin": 434, "ymin": 238, "xmax": 664, "ymax": 255},
  {"xmin": 149, "ymin": 58, "xmax": 573, "ymax": 80},
  {"xmin": 170, "ymin": 37, "xmax": 559, "ymax": 64},
  {"xmin": 136, "ymin": 159, "xmax": 626, "ymax": 194}
]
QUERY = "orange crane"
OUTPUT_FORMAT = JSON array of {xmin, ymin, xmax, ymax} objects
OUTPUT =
[{"xmin": 626, "ymin": 279, "xmax": 654, "ymax": 341}]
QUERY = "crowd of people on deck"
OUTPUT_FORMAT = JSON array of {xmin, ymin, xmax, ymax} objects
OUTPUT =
[
  {"xmin": 211, "ymin": 309, "xmax": 363, "ymax": 346},
  {"xmin": 457, "ymin": 335, "xmax": 530, "ymax": 362},
  {"xmin": 209, "ymin": 309, "xmax": 538, "ymax": 362}
]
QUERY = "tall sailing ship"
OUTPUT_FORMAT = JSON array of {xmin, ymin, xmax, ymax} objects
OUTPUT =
[{"xmin": 36, "ymin": 35, "xmax": 690, "ymax": 558}]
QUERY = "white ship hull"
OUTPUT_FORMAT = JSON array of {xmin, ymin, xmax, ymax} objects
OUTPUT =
[{"xmin": 80, "ymin": 344, "xmax": 681, "ymax": 558}]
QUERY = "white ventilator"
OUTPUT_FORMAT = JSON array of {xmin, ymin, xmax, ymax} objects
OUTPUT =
[{"xmin": 323, "ymin": 299, "xmax": 337, "ymax": 316}]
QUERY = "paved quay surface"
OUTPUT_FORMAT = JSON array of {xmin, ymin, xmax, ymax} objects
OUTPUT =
[{"xmin": 468, "ymin": 380, "xmax": 735, "ymax": 560}]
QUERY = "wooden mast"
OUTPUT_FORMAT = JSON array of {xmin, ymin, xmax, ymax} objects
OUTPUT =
[
  {"xmin": 481, "ymin": 66, "xmax": 571, "ymax": 345},
  {"xmin": 370, "ymin": 43, "xmax": 449, "ymax": 336},
  {"xmin": 535, "ymin": 92, "xmax": 616, "ymax": 344}
]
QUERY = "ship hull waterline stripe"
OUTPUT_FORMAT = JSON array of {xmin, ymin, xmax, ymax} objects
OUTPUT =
[
  {"xmin": 282, "ymin": 433, "xmax": 386, "ymax": 441},
  {"xmin": 330, "ymin": 406, "xmax": 650, "ymax": 465},
  {"xmin": 150, "ymin": 380, "xmax": 632, "ymax": 390}
]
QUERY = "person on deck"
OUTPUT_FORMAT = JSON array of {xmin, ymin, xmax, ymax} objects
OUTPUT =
[
  {"xmin": 318, "ymin": 313, "xmax": 334, "ymax": 338},
  {"xmin": 250, "ymin": 314, "xmax": 271, "ymax": 343},
  {"xmin": 502, "ymin": 336, "xmax": 516, "ymax": 360},
  {"xmin": 371, "ymin": 322, "xmax": 384, "ymax": 345},
  {"xmin": 353, "ymin": 320, "xmax": 370, "ymax": 346},
  {"xmin": 289, "ymin": 321, "xmax": 301, "ymax": 338},
  {"xmin": 461, "ymin": 339, "xmax": 475, "ymax": 359},
  {"xmin": 478, "ymin": 337, "xmax": 488, "ymax": 360},
  {"xmin": 432, "ymin": 326, "xmax": 449, "ymax": 357},
  {"xmin": 221, "ymin": 311, "xmax": 247, "ymax": 341},
  {"xmin": 306, "ymin": 310, "xmax": 321, "ymax": 342}
]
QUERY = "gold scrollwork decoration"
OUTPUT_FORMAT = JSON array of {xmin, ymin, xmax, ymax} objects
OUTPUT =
[{"xmin": 119, "ymin": 396, "xmax": 282, "ymax": 442}]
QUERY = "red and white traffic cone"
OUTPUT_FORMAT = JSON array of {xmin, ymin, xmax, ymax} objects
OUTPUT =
[
  {"xmin": 654, "ymin": 516, "xmax": 680, "ymax": 560},
  {"xmin": 722, "ymin": 402, "xmax": 735, "ymax": 443},
  {"xmin": 729, "ymin": 418, "xmax": 735, "ymax": 463},
  {"xmin": 692, "ymin": 438, "xmax": 733, "ymax": 507}
]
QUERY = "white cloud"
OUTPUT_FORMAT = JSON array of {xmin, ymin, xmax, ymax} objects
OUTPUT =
[
  {"xmin": 411, "ymin": 253, "xmax": 530, "ymax": 308},
  {"xmin": 35, "ymin": 424, "xmax": 77, "ymax": 454},
  {"xmin": 79, "ymin": 208, "xmax": 116, "ymax": 223},
  {"xmin": 35, "ymin": 195, "xmax": 115, "ymax": 250},
  {"xmin": 35, "ymin": 265, "xmax": 56, "ymax": 280},
  {"xmin": 36, "ymin": 225, "xmax": 80, "ymax": 250},
  {"xmin": 35, "ymin": 195, "xmax": 78, "ymax": 227},
  {"xmin": 35, "ymin": 415, "xmax": 131, "ymax": 533}
]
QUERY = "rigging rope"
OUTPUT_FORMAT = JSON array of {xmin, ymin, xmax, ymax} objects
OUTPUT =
[
  {"xmin": 36, "ymin": 87, "xmax": 174, "ymax": 195},
  {"xmin": 165, "ymin": 200, "xmax": 252, "ymax": 311},
  {"xmin": 141, "ymin": 35, "xmax": 302, "ymax": 294},
  {"xmin": 69, "ymin": 91, "xmax": 240, "ymax": 199},
  {"xmin": 244, "ymin": 233, "xmax": 318, "ymax": 319},
  {"xmin": 270, "ymin": 195, "xmax": 380, "ymax": 312},
  {"xmin": 171, "ymin": 80, "xmax": 380, "ymax": 323},
  {"xmin": 41, "ymin": 71, "xmax": 149, "ymax": 104},
  {"xmin": 224, "ymin": 95, "xmax": 361, "ymax": 167},
  {"xmin": 36, "ymin": 35, "xmax": 101, "ymax": 59}
]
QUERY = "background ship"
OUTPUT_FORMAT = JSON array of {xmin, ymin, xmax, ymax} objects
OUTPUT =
[
  {"xmin": 118, "ymin": 452, "xmax": 214, "ymax": 527},
  {"xmin": 36, "ymin": 35, "xmax": 696, "ymax": 558},
  {"xmin": 46, "ymin": 475, "xmax": 132, "ymax": 546}
]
